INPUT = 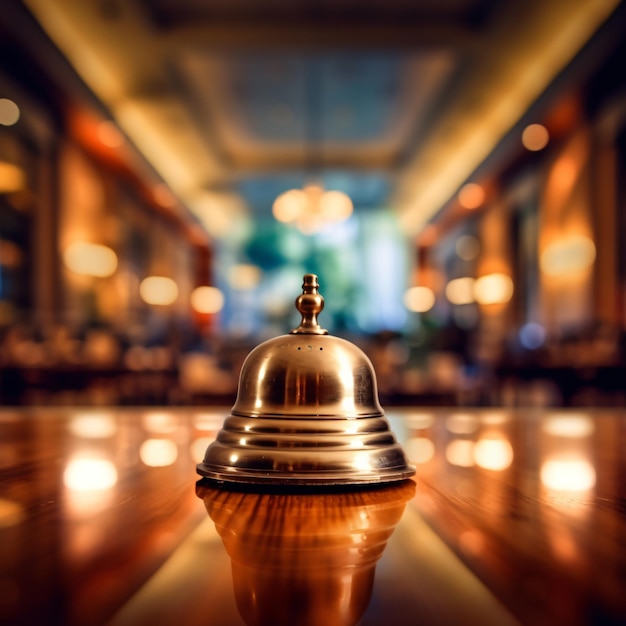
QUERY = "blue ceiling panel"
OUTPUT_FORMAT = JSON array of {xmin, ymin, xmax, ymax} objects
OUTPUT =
[{"xmin": 225, "ymin": 52, "xmax": 406, "ymax": 144}]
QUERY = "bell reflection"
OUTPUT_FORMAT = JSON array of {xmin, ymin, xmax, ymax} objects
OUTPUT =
[{"xmin": 196, "ymin": 480, "xmax": 415, "ymax": 626}]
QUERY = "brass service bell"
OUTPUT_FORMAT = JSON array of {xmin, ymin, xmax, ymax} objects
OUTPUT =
[{"xmin": 197, "ymin": 274, "xmax": 415, "ymax": 486}]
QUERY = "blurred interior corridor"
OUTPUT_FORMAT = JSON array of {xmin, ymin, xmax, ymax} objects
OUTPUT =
[{"xmin": 1, "ymin": 0, "xmax": 626, "ymax": 407}]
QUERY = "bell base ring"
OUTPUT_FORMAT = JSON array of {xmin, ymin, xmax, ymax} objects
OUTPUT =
[{"xmin": 196, "ymin": 463, "xmax": 416, "ymax": 487}]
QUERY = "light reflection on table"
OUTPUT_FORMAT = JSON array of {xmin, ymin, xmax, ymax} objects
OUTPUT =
[
  {"xmin": 196, "ymin": 480, "xmax": 415, "ymax": 626},
  {"xmin": 400, "ymin": 408, "xmax": 624, "ymax": 626},
  {"xmin": 0, "ymin": 407, "xmax": 624, "ymax": 626}
]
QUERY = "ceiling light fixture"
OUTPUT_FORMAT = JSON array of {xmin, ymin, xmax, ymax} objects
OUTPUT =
[{"xmin": 273, "ymin": 183, "xmax": 353, "ymax": 234}]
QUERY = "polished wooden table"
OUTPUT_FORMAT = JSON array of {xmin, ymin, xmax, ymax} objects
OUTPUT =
[{"xmin": 0, "ymin": 407, "xmax": 623, "ymax": 625}]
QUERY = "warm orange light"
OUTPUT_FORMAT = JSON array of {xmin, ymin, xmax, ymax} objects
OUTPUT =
[
  {"xmin": 403, "ymin": 286, "xmax": 435, "ymax": 313},
  {"xmin": 445, "ymin": 413, "xmax": 479, "ymax": 435},
  {"xmin": 542, "ymin": 414, "xmax": 594, "ymax": 438},
  {"xmin": 140, "ymin": 439, "xmax": 178, "ymax": 467},
  {"xmin": 549, "ymin": 155, "xmax": 580, "ymax": 198},
  {"xmin": 192, "ymin": 412, "xmax": 222, "ymax": 430},
  {"xmin": 541, "ymin": 458, "xmax": 595, "ymax": 491},
  {"xmin": 0, "ymin": 162, "xmax": 26, "ymax": 193},
  {"xmin": 417, "ymin": 225, "xmax": 438, "ymax": 247},
  {"xmin": 63, "ymin": 242, "xmax": 118, "ymax": 278},
  {"xmin": 153, "ymin": 183, "xmax": 176, "ymax": 208},
  {"xmin": 318, "ymin": 190, "xmax": 353, "ymax": 221},
  {"xmin": 522, "ymin": 123, "xmax": 550, "ymax": 151},
  {"xmin": 0, "ymin": 498, "xmax": 24, "ymax": 528},
  {"xmin": 139, "ymin": 276, "xmax": 178, "ymax": 305},
  {"xmin": 68, "ymin": 413, "xmax": 117, "ymax": 439},
  {"xmin": 63, "ymin": 457, "xmax": 118, "ymax": 491},
  {"xmin": 272, "ymin": 189, "xmax": 309, "ymax": 223},
  {"xmin": 407, "ymin": 412, "xmax": 434, "ymax": 429},
  {"xmin": 97, "ymin": 120, "xmax": 124, "ymax": 148},
  {"xmin": 272, "ymin": 185, "xmax": 353, "ymax": 232},
  {"xmin": 190, "ymin": 286, "xmax": 224, "ymax": 314},
  {"xmin": 474, "ymin": 437, "xmax": 513, "ymax": 471},
  {"xmin": 142, "ymin": 412, "xmax": 178, "ymax": 433},
  {"xmin": 540, "ymin": 236, "xmax": 596, "ymax": 276},
  {"xmin": 191, "ymin": 437, "xmax": 214, "ymax": 462},
  {"xmin": 458, "ymin": 183, "xmax": 485, "ymax": 209},
  {"xmin": 445, "ymin": 277, "xmax": 475, "ymax": 305},
  {"xmin": 405, "ymin": 437, "xmax": 435, "ymax": 464},
  {"xmin": 474, "ymin": 273, "xmax": 514, "ymax": 305},
  {"xmin": 445, "ymin": 440, "xmax": 475, "ymax": 467},
  {"xmin": 0, "ymin": 98, "xmax": 20, "ymax": 126}
]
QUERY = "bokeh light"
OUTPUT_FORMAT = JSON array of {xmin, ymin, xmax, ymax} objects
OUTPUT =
[
  {"xmin": 140, "ymin": 439, "xmax": 178, "ymax": 467},
  {"xmin": 445, "ymin": 440, "xmax": 476, "ymax": 467},
  {"xmin": 191, "ymin": 286, "xmax": 224, "ymax": 314},
  {"xmin": 0, "ymin": 98, "xmax": 20, "ymax": 126},
  {"xmin": 519, "ymin": 323, "xmax": 546, "ymax": 349},
  {"xmin": 97, "ymin": 120, "xmax": 124, "ymax": 147},
  {"xmin": 0, "ymin": 498, "xmax": 24, "ymax": 528},
  {"xmin": 474, "ymin": 273, "xmax": 514, "ymax": 305},
  {"xmin": 63, "ymin": 242, "xmax": 118, "ymax": 278},
  {"xmin": 458, "ymin": 183, "xmax": 485, "ymax": 209},
  {"xmin": 0, "ymin": 162, "xmax": 26, "ymax": 193},
  {"xmin": 63, "ymin": 457, "xmax": 118, "ymax": 491},
  {"xmin": 68, "ymin": 413, "xmax": 117, "ymax": 439},
  {"xmin": 139, "ymin": 276, "xmax": 178, "ymax": 305},
  {"xmin": 405, "ymin": 437, "xmax": 435, "ymax": 464},
  {"xmin": 542, "ymin": 414, "xmax": 594, "ymax": 438},
  {"xmin": 403, "ymin": 286, "xmax": 436, "ymax": 313},
  {"xmin": 541, "ymin": 458, "xmax": 596, "ymax": 491},
  {"xmin": 522, "ymin": 123, "xmax": 549, "ymax": 151},
  {"xmin": 142, "ymin": 412, "xmax": 178, "ymax": 434},
  {"xmin": 446, "ymin": 413, "xmax": 479, "ymax": 434},
  {"xmin": 540, "ymin": 236, "xmax": 596, "ymax": 276},
  {"xmin": 445, "ymin": 277, "xmax": 475, "ymax": 305},
  {"xmin": 474, "ymin": 437, "xmax": 513, "ymax": 471}
]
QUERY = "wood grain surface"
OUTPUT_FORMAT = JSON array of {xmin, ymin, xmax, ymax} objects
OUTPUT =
[{"xmin": 0, "ymin": 407, "xmax": 623, "ymax": 625}]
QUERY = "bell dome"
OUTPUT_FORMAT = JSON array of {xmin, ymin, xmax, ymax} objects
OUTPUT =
[
  {"xmin": 197, "ymin": 274, "xmax": 415, "ymax": 486},
  {"xmin": 232, "ymin": 332, "xmax": 383, "ymax": 419}
]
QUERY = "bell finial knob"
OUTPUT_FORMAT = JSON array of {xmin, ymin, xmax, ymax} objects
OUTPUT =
[{"xmin": 290, "ymin": 274, "xmax": 328, "ymax": 335}]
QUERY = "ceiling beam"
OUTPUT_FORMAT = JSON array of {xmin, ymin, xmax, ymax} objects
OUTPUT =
[
  {"xmin": 224, "ymin": 151, "xmax": 399, "ymax": 172},
  {"xmin": 161, "ymin": 20, "xmax": 478, "ymax": 51}
]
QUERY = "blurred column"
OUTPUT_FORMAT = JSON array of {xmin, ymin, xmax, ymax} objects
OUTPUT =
[
  {"xmin": 592, "ymin": 114, "xmax": 620, "ymax": 328},
  {"xmin": 475, "ymin": 198, "xmax": 514, "ymax": 364},
  {"xmin": 538, "ymin": 126, "xmax": 595, "ymax": 335}
]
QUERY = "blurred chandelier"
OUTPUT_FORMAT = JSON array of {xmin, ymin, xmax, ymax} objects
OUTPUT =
[{"xmin": 272, "ymin": 183, "xmax": 353, "ymax": 234}]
